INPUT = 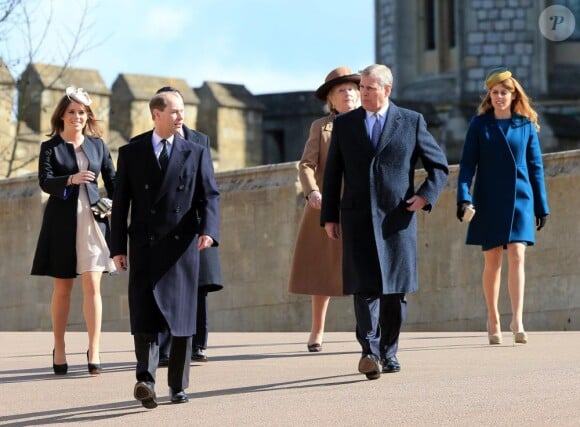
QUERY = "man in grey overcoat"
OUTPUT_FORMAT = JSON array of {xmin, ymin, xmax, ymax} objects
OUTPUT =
[
  {"xmin": 111, "ymin": 89, "xmax": 219, "ymax": 407},
  {"xmin": 321, "ymin": 64, "xmax": 449, "ymax": 380}
]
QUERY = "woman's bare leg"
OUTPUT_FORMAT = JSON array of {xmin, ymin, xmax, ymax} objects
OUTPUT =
[
  {"xmin": 482, "ymin": 247, "xmax": 503, "ymax": 335},
  {"xmin": 82, "ymin": 271, "xmax": 103, "ymax": 363},
  {"xmin": 308, "ymin": 295, "xmax": 330, "ymax": 345},
  {"xmin": 506, "ymin": 243, "xmax": 526, "ymax": 332},
  {"xmin": 52, "ymin": 278, "xmax": 74, "ymax": 364}
]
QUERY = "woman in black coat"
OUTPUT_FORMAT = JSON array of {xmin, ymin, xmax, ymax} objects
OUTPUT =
[{"xmin": 31, "ymin": 87, "xmax": 116, "ymax": 375}]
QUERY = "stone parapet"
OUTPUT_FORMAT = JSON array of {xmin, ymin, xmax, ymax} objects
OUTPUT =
[{"xmin": 0, "ymin": 151, "xmax": 578, "ymax": 332}]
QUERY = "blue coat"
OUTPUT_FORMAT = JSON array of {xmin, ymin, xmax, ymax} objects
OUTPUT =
[
  {"xmin": 457, "ymin": 112, "xmax": 550, "ymax": 248},
  {"xmin": 110, "ymin": 131, "xmax": 220, "ymax": 336},
  {"xmin": 321, "ymin": 104, "xmax": 449, "ymax": 295},
  {"xmin": 182, "ymin": 125, "xmax": 223, "ymax": 292}
]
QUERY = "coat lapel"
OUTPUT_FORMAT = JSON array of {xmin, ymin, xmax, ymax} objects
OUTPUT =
[
  {"xmin": 376, "ymin": 102, "xmax": 401, "ymax": 153},
  {"xmin": 78, "ymin": 137, "xmax": 102, "ymax": 202},
  {"xmin": 53, "ymin": 137, "xmax": 78, "ymax": 172},
  {"xmin": 485, "ymin": 113, "xmax": 516, "ymax": 163},
  {"xmin": 349, "ymin": 108, "xmax": 374, "ymax": 155},
  {"xmin": 129, "ymin": 131, "xmax": 163, "ymax": 208},
  {"xmin": 133, "ymin": 130, "xmax": 163, "ymax": 174},
  {"xmin": 80, "ymin": 137, "xmax": 97, "ymax": 172},
  {"xmin": 155, "ymin": 134, "xmax": 192, "ymax": 203}
]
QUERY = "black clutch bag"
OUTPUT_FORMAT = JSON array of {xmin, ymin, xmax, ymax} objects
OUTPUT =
[{"xmin": 91, "ymin": 197, "xmax": 113, "ymax": 218}]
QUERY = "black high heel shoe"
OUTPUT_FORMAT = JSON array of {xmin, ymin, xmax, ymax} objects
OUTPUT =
[
  {"xmin": 87, "ymin": 350, "xmax": 102, "ymax": 375},
  {"xmin": 52, "ymin": 349, "xmax": 68, "ymax": 375}
]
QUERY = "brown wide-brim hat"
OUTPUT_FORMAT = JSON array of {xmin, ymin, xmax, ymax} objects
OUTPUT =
[{"xmin": 315, "ymin": 66, "xmax": 361, "ymax": 100}]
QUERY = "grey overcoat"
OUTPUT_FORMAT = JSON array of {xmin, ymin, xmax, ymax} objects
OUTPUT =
[{"xmin": 321, "ymin": 104, "xmax": 449, "ymax": 295}]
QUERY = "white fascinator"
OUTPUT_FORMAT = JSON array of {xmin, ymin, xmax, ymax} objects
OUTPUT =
[{"xmin": 65, "ymin": 86, "xmax": 92, "ymax": 106}]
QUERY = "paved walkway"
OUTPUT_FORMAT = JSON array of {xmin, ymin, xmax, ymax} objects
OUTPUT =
[{"xmin": 0, "ymin": 331, "xmax": 579, "ymax": 426}]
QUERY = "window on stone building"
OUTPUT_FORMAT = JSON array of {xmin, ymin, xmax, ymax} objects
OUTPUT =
[
  {"xmin": 421, "ymin": 0, "xmax": 457, "ymax": 74},
  {"xmin": 426, "ymin": 0, "xmax": 436, "ymax": 50}
]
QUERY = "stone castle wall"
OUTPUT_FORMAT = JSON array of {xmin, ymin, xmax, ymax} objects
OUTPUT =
[
  {"xmin": 0, "ymin": 150, "xmax": 578, "ymax": 332},
  {"xmin": 0, "ymin": 66, "xmax": 265, "ymax": 179}
]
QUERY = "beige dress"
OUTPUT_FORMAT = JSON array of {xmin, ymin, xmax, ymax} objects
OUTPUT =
[
  {"xmin": 75, "ymin": 147, "xmax": 116, "ymax": 274},
  {"xmin": 288, "ymin": 114, "xmax": 343, "ymax": 296}
]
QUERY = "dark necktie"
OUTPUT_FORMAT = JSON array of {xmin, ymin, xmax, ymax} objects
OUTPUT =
[
  {"xmin": 371, "ymin": 113, "xmax": 381, "ymax": 148},
  {"xmin": 159, "ymin": 139, "xmax": 169, "ymax": 171}
]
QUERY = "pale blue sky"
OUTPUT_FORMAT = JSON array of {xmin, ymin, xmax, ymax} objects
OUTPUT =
[{"xmin": 1, "ymin": 0, "xmax": 374, "ymax": 94}]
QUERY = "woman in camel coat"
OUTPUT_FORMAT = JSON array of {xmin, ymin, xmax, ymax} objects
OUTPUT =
[{"xmin": 289, "ymin": 66, "xmax": 360, "ymax": 352}]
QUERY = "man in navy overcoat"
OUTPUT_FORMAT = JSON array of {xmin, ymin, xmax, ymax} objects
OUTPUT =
[
  {"xmin": 321, "ymin": 64, "xmax": 448, "ymax": 380},
  {"xmin": 153, "ymin": 88, "xmax": 224, "ymax": 365},
  {"xmin": 111, "ymin": 89, "xmax": 219, "ymax": 407}
]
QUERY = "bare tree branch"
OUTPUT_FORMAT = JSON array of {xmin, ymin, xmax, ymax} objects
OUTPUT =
[
  {"xmin": 0, "ymin": 0, "xmax": 20, "ymax": 26},
  {"xmin": 3, "ymin": 0, "xmax": 105, "ymax": 177}
]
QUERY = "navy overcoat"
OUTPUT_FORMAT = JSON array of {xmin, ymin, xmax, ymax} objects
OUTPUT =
[
  {"xmin": 31, "ymin": 135, "xmax": 115, "ymax": 278},
  {"xmin": 457, "ymin": 112, "xmax": 550, "ymax": 248},
  {"xmin": 110, "ymin": 131, "xmax": 220, "ymax": 337},
  {"xmin": 182, "ymin": 125, "xmax": 223, "ymax": 291},
  {"xmin": 321, "ymin": 104, "xmax": 449, "ymax": 295}
]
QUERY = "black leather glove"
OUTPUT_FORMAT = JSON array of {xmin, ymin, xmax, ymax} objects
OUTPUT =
[
  {"xmin": 456, "ymin": 202, "xmax": 469, "ymax": 222},
  {"xmin": 536, "ymin": 215, "xmax": 548, "ymax": 231}
]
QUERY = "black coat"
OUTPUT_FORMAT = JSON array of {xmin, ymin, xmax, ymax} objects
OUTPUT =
[
  {"xmin": 321, "ymin": 104, "xmax": 449, "ymax": 295},
  {"xmin": 31, "ymin": 135, "xmax": 115, "ymax": 278},
  {"xmin": 182, "ymin": 125, "xmax": 223, "ymax": 291},
  {"xmin": 110, "ymin": 131, "xmax": 220, "ymax": 336}
]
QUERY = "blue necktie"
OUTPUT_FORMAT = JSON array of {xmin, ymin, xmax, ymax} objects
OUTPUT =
[
  {"xmin": 159, "ymin": 139, "xmax": 169, "ymax": 171},
  {"xmin": 371, "ymin": 113, "xmax": 381, "ymax": 148}
]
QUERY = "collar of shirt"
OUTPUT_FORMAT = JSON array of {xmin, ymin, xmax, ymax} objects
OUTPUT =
[
  {"xmin": 365, "ymin": 103, "xmax": 390, "ymax": 135},
  {"xmin": 152, "ymin": 132, "xmax": 175, "ymax": 157}
]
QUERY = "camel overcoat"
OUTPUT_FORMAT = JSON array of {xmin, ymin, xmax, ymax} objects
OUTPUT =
[
  {"xmin": 321, "ymin": 104, "xmax": 449, "ymax": 295},
  {"xmin": 457, "ymin": 112, "xmax": 550, "ymax": 248},
  {"xmin": 110, "ymin": 131, "xmax": 219, "ymax": 337},
  {"xmin": 288, "ymin": 114, "xmax": 343, "ymax": 296},
  {"xmin": 31, "ymin": 135, "xmax": 115, "ymax": 278}
]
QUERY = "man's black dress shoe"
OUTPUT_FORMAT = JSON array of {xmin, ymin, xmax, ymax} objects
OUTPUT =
[
  {"xmin": 169, "ymin": 388, "xmax": 189, "ymax": 403},
  {"xmin": 382, "ymin": 356, "xmax": 401, "ymax": 373},
  {"xmin": 158, "ymin": 355, "xmax": 169, "ymax": 367},
  {"xmin": 357, "ymin": 354, "xmax": 381, "ymax": 380},
  {"xmin": 134, "ymin": 381, "xmax": 158, "ymax": 409},
  {"xmin": 191, "ymin": 347, "xmax": 208, "ymax": 362}
]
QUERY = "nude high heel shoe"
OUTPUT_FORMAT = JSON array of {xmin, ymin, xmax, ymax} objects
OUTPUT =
[
  {"xmin": 510, "ymin": 323, "xmax": 528, "ymax": 345},
  {"xmin": 487, "ymin": 322, "xmax": 502, "ymax": 345}
]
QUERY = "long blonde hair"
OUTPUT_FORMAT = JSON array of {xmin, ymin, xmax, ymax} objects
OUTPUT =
[{"xmin": 477, "ymin": 76, "xmax": 540, "ymax": 131}]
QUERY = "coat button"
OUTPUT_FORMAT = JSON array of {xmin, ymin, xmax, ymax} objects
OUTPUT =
[
  {"xmin": 149, "ymin": 235, "xmax": 155, "ymax": 241},
  {"xmin": 178, "ymin": 184, "xmax": 185, "ymax": 190},
  {"xmin": 150, "ymin": 209, "xmax": 156, "ymax": 214},
  {"xmin": 174, "ymin": 206, "xmax": 181, "ymax": 213},
  {"xmin": 144, "ymin": 184, "xmax": 149, "ymax": 190},
  {"xmin": 174, "ymin": 235, "xmax": 180, "ymax": 240}
]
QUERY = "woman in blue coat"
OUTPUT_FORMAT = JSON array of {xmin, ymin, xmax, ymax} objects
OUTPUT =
[{"xmin": 457, "ymin": 68, "xmax": 550, "ymax": 345}]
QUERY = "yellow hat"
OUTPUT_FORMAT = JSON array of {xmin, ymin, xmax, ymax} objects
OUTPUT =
[{"xmin": 485, "ymin": 67, "xmax": 512, "ymax": 89}]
